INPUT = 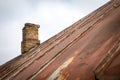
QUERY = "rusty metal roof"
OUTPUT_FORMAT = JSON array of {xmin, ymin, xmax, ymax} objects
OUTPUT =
[{"xmin": 0, "ymin": 0, "xmax": 120, "ymax": 80}]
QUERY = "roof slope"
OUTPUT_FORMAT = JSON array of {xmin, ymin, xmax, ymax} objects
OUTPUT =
[{"xmin": 0, "ymin": 0, "xmax": 120, "ymax": 80}]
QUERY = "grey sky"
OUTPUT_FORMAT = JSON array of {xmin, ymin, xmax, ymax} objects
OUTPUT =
[{"xmin": 0, "ymin": 0, "xmax": 110, "ymax": 65}]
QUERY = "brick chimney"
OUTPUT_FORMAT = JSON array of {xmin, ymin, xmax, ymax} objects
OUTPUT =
[{"xmin": 21, "ymin": 23, "xmax": 40, "ymax": 54}]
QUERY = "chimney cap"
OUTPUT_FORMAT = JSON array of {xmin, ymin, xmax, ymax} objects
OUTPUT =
[{"xmin": 23, "ymin": 23, "xmax": 40, "ymax": 29}]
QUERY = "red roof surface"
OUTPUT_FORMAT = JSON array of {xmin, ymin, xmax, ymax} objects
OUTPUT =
[{"xmin": 0, "ymin": 0, "xmax": 120, "ymax": 80}]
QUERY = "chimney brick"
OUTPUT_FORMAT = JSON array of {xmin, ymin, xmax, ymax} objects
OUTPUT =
[{"xmin": 21, "ymin": 23, "xmax": 40, "ymax": 54}]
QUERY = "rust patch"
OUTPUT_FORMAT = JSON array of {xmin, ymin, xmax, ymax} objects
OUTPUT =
[
  {"xmin": 47, "ymin": 57, "xmax": 74, "ymax": 80},
  {"xmin": 76, "ymin": 77, "xmax": 81, "ymax": 80}
]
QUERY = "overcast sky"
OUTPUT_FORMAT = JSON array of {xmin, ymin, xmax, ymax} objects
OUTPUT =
[{"xmin": 0, "ymin": 0, "xmax": 110, "ymax": 65}]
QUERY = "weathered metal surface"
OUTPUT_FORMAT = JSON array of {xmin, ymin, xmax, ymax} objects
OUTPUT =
[
  {"xmin": 0, "ymin": 0, "xmax": 120, "ymax": 80},
  {"xmin": 95, "ymin": 42, "xmax": 120, "ymax": 80},
  {"xmin": 32, "ymin": 3, "xmax": 120, "ymax": 80}
]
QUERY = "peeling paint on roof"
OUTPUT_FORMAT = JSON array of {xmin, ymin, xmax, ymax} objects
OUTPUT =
[{"xmin": 47, "ymin": 57, "xmax": 74, "ymax": 80}]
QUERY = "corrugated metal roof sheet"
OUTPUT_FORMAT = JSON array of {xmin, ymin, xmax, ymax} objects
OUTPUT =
[{"xmin": 0, "ymin": 0, "xmax": 120, "ymax": 80}]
